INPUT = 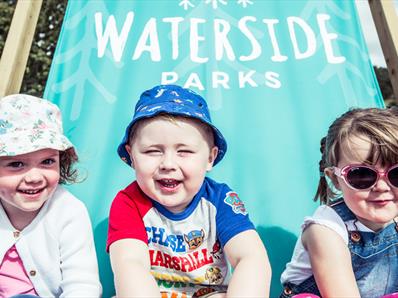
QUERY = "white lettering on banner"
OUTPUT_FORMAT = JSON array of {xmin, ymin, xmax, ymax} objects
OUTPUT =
[
  {"xmin": 317, "ymin": 14, "xmax": 346, "ymax": 64},
  {"xmin": 95, "ymin": 12, "xmax": 345, "ymax": 64},
  {"xmin": 287, "ymin": 17, "xmax": 316, "ymax": 60},
  {"xmin": 132, "ymin": 18, "xmax": 161, "ymax": 61},
  {"xmin": 262, "ymin": 19, "xmax": 288, "ymax": 62},
  {"xmin": 161, "ymin": 71, "xmax": 281, "ymax": 90},
  {"xmin": 95, "ymin": 12, "xmax": 134, "ymax": 62},
  {"xmin": 238, "ymin": 70, "xmax": 257, "ymax": 88},
  {"xmin": 265, "ymin": 71, "xmax": 281, "ymax": 88},
  {"xmin": 161, "ymin": 72, "xmax": 179, "ymax": 84},
  {"xmin": 162, "ymin": 17, "xmax": 184, "ymax": 60},
  {"xmin": 238, "ymin": 16, "xmax": 261, "ymax": 61},
  {"xmin": 212, "ymin": 72, "xmax": 230, "ymax": 89},
  {"xmin": 184, "ymin": 72, "xmax": 205, "ymax": 90},
  {"xmin": 190, "ymin": 18, "xmax": 208, "ymax": 63},
  {"xmin": 214, "ymin": 19, "xmax": 236, "ymax": 61},
  {"xmin": 95, "ymin": 12, "xmax": 345, "ymax": 89}
]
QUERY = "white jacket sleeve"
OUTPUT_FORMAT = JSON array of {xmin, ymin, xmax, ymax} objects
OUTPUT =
[{"xmin": 58, "ymin": 198, "xmax": 102, "ymax": 297}]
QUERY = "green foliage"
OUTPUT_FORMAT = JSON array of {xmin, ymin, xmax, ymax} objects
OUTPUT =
[
  {"xmin": 23, "ymin": 0, "xmax": 67, "ymax": 96},
  {"xmin": 0, "ymin": 0, "xmax": 67, "ymax": 96},
  {"xmin": 374, "ymin": 66, "xmax": 395, "ymax": 106},
  {"xmin": 0, "ymin": 0, "xmax": 16, "ymax": 57}
]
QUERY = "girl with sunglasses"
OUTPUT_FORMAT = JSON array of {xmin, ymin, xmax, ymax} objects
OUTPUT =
[{"xmin": 280, "ymin": 108, "xmax": 398, "ymax": 298}]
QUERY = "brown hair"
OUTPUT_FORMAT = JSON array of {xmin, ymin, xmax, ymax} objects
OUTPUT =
[
  {"xmin": 127, "ymin": 113, "xmax": 215, "ymax": 148},
  {"xmin": 314, "ymin": 107, "xmax": 398, "ymax": 204},
  {"xmin": 59, "ymin": 147, "xmax": 79, "ymax": 184}
]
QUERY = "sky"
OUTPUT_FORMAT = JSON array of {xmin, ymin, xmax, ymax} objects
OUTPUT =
[{"xmin": 355, "ymin": 0, "xmax": 398, "ymax": 67}]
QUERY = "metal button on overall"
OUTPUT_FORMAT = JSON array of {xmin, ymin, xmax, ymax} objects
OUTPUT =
[{"xmin": 350, "ymin": 231, "xmax": 361, "ymax": 242}]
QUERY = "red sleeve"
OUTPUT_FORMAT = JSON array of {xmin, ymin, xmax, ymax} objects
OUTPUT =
[{"xmin": 106, "ymin": 181, "xmax": 152, "ymax": 251}]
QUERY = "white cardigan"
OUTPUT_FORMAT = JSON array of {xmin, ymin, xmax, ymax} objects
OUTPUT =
[{"xmin": 0, "ymin": 186, "xmax": 102, "ymax": 297}]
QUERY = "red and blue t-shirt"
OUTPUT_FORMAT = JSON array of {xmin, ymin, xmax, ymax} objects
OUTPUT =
[{"xmin": 107, "ymin": 177, "xmax": 254, "ymax": 298}]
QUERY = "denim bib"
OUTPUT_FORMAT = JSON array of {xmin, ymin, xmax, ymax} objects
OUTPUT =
[{"xmin": 281, "ymin": 199, "xmax": 398, "ymax": 298}]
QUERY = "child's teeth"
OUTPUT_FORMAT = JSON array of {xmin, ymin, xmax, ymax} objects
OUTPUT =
[
  {"xmin": 22, "ymin": 189, "xmax": 40, "ymax": 194},
  {"xmin": 162, "ymin": 179, "xmax": 178, "ymax": 187}
]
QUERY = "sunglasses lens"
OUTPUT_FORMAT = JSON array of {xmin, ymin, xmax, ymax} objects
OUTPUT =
[
  {"xmin": 346, "ymin": 167, "xmax": 377, "ymax": 189},
  {"xmin": 388, "ymin": 167, "xmax": 398, "ymax": 187}
]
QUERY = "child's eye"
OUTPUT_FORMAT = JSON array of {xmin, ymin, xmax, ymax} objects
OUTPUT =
[
  {"xmin": 178, "ymin": 150, "xmax": 194, "ymax": 154},
  {"xmin": 42, "ymin": 158, "xmax": 56, "ymax": 165},
  {"xmin": 144, "ymin": 150, "xmax": 162, "ymax": 155},
  {"xmin": 7, "ymin": 161, "xmax": 24, "ymax": 168}
]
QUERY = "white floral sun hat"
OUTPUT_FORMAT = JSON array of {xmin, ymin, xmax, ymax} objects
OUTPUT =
[{"xmin": 0, "ymin": 94, "xmax": 74, "ymax": 156}]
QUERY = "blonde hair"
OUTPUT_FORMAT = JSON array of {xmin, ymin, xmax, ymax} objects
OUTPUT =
[{"xmin": 314, "ymin": 107, "xmax": 398, "ymax": 204}]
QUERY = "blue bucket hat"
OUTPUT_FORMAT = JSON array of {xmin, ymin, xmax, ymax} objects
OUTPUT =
[{"xmin": 118, "ymin": 84, "xmax": 227, "ymax": 166}]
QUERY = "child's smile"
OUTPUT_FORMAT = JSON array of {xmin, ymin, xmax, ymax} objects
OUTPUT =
[
  {"xmin": 18, "ymin": 186, "xmax": 46, "ymax": 199},
  {"xmin": 156, "ymin": 178, "xmax": 181, "ymax": 193},
  {"xmin": 19, "ymin": 188, "xmax": 44, "ymax": 195},
  {"xmin": 368, "ymin": 200, "xmax": 394, "ymax": 208}
]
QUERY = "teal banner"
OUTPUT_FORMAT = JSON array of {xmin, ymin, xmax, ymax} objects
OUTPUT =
[{"xmin": 45, "ymin": 1, "xmax": 383, "ymax": 296}]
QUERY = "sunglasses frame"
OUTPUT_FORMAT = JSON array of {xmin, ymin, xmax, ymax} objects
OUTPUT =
[{"xmin": 333, "ymin": 164, "xmax": 398, "ymax": 190}]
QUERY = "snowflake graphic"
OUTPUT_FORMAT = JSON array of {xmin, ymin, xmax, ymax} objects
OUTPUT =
[
  {"xmin": 49, "ymin": 1, "xmax": 117, "ymax": 121},
  {"xmin": 237, "ymin": 0, "xmax": 253, "ymax": 8},
  {"xmin": 205, "ymin": 0, "xmax": 227, "ymax": 9},
  {"xmin": 179, "ymin": 0, "xmax": 195, "ymax": 10},
  {"xmin": 179, "ymin": 0, "xmax": 254, "ymax": 11},
  {"xmin": 299, "ymin": 1, "xmax": 378, "ymax": 105}
]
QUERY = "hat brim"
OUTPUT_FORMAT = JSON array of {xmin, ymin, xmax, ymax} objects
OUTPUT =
[
  {"xmin": 117, "ymin": 103, "xmax": 227, "ymax": 166},
  {"xmin": 0, "ymin": 130, "xmax": 74, "ymax": 156}
]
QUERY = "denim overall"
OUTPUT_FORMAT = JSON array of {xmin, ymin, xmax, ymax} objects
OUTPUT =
[{"xmin": 280, "ymin": 199, "xmax": 398, "ymax": 298}]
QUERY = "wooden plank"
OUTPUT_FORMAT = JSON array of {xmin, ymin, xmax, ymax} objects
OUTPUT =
[
  {"xmin": 0, "ymin": 0, "xmax": 43, "ymax": 98},
  {"xmin": 368, "ymin": 0, "xmax": 398, "ymax": 103}
]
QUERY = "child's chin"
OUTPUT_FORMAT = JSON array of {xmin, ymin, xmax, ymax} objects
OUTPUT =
[
  {"xmin": 19, "ymin": 204, "xmax": 44, "ymax": 213},
  {"xmin": 163, "ymin": 202, "xmax": 186, "ymax": 213}
]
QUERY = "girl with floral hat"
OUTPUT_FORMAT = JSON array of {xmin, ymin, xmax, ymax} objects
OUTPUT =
[{"xmin": 0, "ymin": 94, "xmax": 101, "ymax": 297}]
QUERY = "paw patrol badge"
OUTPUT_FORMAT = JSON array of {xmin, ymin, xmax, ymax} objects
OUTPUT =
[{"xmin": 223, "ymin": 191, "xmax": 247, "ymax": 215}]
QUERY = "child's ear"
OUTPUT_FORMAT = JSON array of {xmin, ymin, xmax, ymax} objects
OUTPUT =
[
  {"xmin": 324, "ymin": 167, "xmax": 341, "ymax": 190},
  {"xmin": 206, "ymin": 146, "xmax": 219, "ymax": 171},
  {"xmin": 125, "ymin": 144, "xmax": 135, "ymax": 169}
]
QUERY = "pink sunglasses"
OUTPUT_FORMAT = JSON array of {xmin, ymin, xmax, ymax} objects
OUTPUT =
[{"xmin": 333, "ymin": 164, "xmax": 398, "ymax": 190}]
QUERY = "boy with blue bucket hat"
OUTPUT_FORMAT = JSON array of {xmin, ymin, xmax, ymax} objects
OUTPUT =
[{"xmin": 107, "ymin": 85, "xmax": 271, "ymax": 297}]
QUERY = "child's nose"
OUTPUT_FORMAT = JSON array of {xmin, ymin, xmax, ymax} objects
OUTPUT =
[
  {"xmin": 24, "ymin": 168, "xmax": 44, "ymax": 183},
  {"xmin": 373, "ymin": 175, "xmax": 391, "ymax": 192},
  {"xmin": 160, "ymin": 153, "xmax": 177, "ymax": 170}
]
